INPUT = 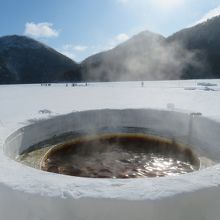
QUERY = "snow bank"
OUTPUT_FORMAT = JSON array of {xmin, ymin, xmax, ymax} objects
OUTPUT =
[
  {"xmin": 2, "ymin": 108, "xmax": 220, "ymax": 220},
  {"xmin": 1, "ymin": 81, "xmax": 220, "ymax": 220}
]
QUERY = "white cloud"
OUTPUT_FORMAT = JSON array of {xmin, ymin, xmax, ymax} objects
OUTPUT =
[
  {"xmin": 60, "ymin": 34, "xmax": 129, "ymax": 61},
  {"xmin": 60, "ymin": 44, "xmax": 88, "ymax": 61},
  {"xmin": 24, "ymin": 22, "xmax": 59, "ymax": 38},
  {"xmin": 110, "ymin": 33, "xmax": 130, "ymax": 48},
  {"xmin": 88, "ymin": 33, "xmax": 130, "ymax": 56},
  {"xmin": 193, "ymin": 6, "xmax": 220, "ymax": 26},
  {"xmin": 115, "ymin": 33, "xmax": 130, "ymax": 42},
  {"xmin": 106, "ymin": 33, "xmax": 130, "ymax": 49}
]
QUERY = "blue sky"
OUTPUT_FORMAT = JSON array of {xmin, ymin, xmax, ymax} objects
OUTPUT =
[{"xmin": 0, "ymin": 0, "xmax": 220, "ymax": 62}]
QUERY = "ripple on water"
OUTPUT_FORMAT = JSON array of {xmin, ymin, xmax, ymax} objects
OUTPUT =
[{"xmin": 40, "ymin": 133, "xmax": 200, "ymax": 178}]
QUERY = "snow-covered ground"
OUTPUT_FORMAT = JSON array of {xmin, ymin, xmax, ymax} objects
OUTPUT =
[
  {"xmin": 1, "ymin": 79, "xmax": 220, "ymax": 220},
  {"xmin": 1, "ymin": 79, "xmax": 220, "ymax": 142}
]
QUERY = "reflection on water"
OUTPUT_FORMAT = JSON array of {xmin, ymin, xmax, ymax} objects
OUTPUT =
[{"xmin": 41, "ymin": 133, "xmax": 200, "ymax": 178}]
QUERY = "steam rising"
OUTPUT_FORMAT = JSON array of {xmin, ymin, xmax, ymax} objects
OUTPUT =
[{"xmin": 82, "ymin": 31, "xmax": 204, "ymax": 81}]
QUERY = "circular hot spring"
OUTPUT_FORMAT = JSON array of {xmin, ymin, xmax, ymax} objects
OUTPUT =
[
  {"xmin": 11, "ymin": 109, "xmax": 216, "ymax": 178},
  {"xmin": 3, "ymin": 109, "xmax": 220, "ymax": 220},
  {"xmin": 40, "ymin": 134, "xmax": 200, "ymax": 178}
]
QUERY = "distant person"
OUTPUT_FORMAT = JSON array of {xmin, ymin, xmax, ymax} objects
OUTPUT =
[{"xmin": 141, "ymin": 81, "xmax": 144, "ymax": 87}]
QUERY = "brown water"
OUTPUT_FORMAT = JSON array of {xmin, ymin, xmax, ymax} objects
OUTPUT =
[{"xmin": 40, "ymin": 133, "xmax": 200, "ymax": 178}]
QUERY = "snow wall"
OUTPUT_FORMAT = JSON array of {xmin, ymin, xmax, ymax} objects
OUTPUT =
[{"xmin": 2, "ymin": 109, "xmax": 220, "ymax": 220}]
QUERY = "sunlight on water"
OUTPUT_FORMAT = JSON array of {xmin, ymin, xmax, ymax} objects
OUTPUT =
[{"xmin": 40, "ymin": 133, "xmax": 200, "ymax": 178}]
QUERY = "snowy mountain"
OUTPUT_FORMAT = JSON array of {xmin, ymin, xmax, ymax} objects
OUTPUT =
[{"xmin": 0, "ymin": 35, "xmax": 80, "ymax": 84}]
